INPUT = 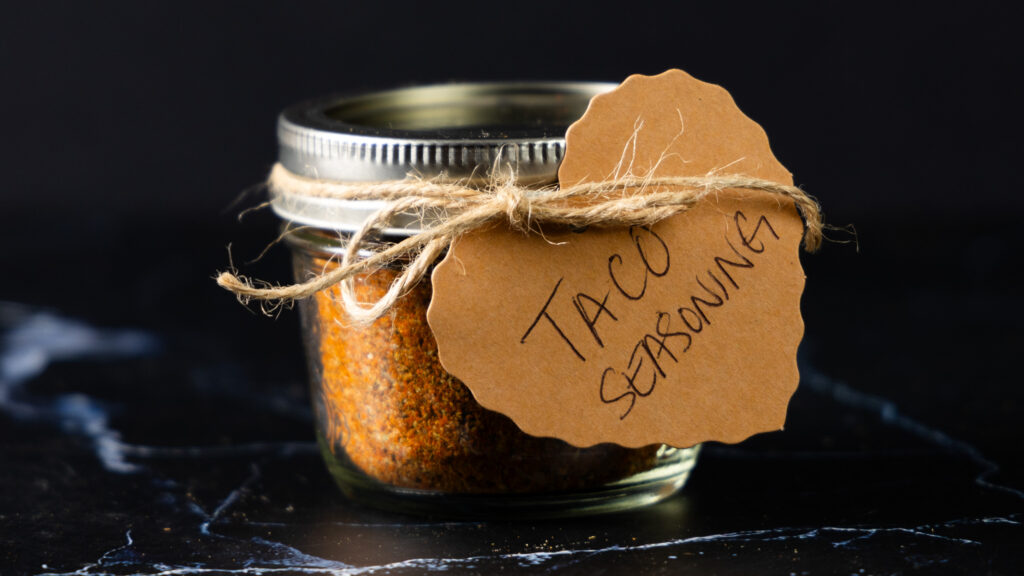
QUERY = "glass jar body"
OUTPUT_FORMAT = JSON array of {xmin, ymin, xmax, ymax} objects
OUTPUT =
[{"xmin": 289, "ymin": 229, "xmax": 699, "ymax": 517}]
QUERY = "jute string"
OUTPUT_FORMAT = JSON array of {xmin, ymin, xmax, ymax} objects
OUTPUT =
[{"xmin": 217, "ymin": 163, "xmax": 822, "ymax": 323}]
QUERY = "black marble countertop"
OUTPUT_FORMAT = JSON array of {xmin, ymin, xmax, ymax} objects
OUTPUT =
[{"xmin": 2, "ymin": 217, "xmax": 1021, "ymax": 575}]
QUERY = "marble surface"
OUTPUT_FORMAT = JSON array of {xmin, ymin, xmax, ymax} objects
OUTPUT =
[{"xmin": 2, "ymin": 218, "xmax": 1022, "ymax": 575}]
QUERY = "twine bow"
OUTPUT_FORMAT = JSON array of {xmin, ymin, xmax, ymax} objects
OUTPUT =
[{"xmin": 217, "ymin": 163, "xmax": 822, "ymax": 323}]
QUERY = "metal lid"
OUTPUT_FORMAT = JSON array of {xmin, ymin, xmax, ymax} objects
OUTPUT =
[{"xmin": 273, "ymin": 82, "xmax": 614, "ymax": 234}]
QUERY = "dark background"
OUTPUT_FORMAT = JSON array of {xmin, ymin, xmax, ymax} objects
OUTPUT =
[
  {"xmin": 3, "ymin": 0, "xmax": 1022, "ymax": 471},
  {"xmin": 3, "ymin": 2, "xmax": 1021, "ymax": 220},
  {"xmin": 3, "ymin": 1, "xmax": 1021, "ymax": 403},
  {"xmin": 4, "ymin": 1, "xmax": 1022, "ymax": 460},
  {"xmin": 2, "ymin": 2, "xmax": 1023, "ymax": 573}
]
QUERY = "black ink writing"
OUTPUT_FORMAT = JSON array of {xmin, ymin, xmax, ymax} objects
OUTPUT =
[
  {"xmin": 600, "ymin": 368, "xmax": 636, "ymax": 420},
  {"xmin": 608, "ymin": 226, "xmax": 671, "ymax": 300},
  {"xmin": 521, "ymin": 277, "xmax": 585, "ymax": 361},
  {"xmin": 520, "ymin": 211, "xmax": 783, "ymax": 421},
  {"xmin": 655, "ymin": 311, "xmax": 692, "ymax": 356},
  {"xmin": 599, "ymin": 313, "xmax": 692, "ymax": 420},
  {"xmin": 713, "ymin": 237, "xmax": 754, "ymax": 291},
  {"xmin": 573, "ymin": 291, "xmax": 617, "ymax": 347},
  {"xmin": 735, "ymin": 210, "xmax": 779, "ymax": 253},
  {"xmin": 601, "ymin": 211, "xmax": 782, "ymax": 420},
  {"xmin": 677, "ymin": 305, "xmax": 705, "ymax": 333}
]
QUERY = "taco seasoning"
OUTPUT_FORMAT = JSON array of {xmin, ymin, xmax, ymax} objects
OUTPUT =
[{"xmin": 275, "ymin": 83, "xmax": 700, "ymax": 517}]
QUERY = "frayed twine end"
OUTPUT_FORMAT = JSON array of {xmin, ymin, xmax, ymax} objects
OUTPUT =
[{"xmin": 220, "ymin": 164, "xmax": 825, "ymax": 323}]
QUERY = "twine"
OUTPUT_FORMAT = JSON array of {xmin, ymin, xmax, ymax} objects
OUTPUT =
[{"xmin": 217, "ymin": 163, "xmax": 822, "ymax": 323}]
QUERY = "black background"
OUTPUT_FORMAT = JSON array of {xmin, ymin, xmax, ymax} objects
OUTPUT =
[
  {"xmin": 3, "ymin": 0, "xmax": 1022, "ymax": 480},
  {"xmin": 3, "ymin": 2, "xmax": 1022, "ymax": 454},
  {"xmin": 3, "ymin": 2, "xmax": 1021, "ymax": 220},
  {"xmin": 3, "ymin": 1, "xmax": 1021, "ymax": 399},
  {"xmin": 3, "ymin": 2, "xmax": 1024, "ymax": 573}
]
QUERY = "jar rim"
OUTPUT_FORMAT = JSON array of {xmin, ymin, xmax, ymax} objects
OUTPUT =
[{"xmin": 272, "ymin": 81, "xmax": 613, "ymax": 235}]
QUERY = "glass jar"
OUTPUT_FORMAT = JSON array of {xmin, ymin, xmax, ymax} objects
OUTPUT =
[{"xmin": 274, "ymin": 83, "xmax": 700, "ymax": 517}]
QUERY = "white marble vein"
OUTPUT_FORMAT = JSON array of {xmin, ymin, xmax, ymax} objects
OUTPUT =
[
  {"xmin": 40, "ymin": 517, "xmax": 1015, "ymax": 575},
  {"xmin": 199, "ymin": 463, "xmax": 264, "ymax": 536},
  {"xmin": 1, "ymin": 303, "xmax": 317, "ymax": 473},
  {"xmin": 8, "ymin": 302, "xmax": 1020, "ymax": 575},
  {"xmin": 0, "ymin": 302, "xmax": 158, "ymax": 472}
]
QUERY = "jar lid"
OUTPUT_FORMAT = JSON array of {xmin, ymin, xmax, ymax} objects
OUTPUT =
[{"xmin": 273, "ymin": 82, "xmax": 614, "ymax": 235}]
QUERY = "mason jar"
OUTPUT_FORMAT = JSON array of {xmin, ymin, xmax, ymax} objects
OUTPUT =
[{"xmin": 273, "ymin": 83, "xmax": 700, "ymax": 517}]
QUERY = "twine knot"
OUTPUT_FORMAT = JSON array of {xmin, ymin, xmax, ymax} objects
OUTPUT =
[
  {"xmin": 493, "ymin": 182, "xmax": 533, "ymax": 232},
  {"xmin": 217, "ymin": 163, "xmax": 823, "ymax": 323}
]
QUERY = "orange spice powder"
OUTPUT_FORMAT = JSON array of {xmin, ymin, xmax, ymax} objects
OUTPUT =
[{"xmin": 309, "ymin": 258, "xmax": 661, "ymax": 494}]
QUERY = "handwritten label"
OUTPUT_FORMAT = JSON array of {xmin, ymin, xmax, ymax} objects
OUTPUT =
[
  {"xmin": 594, "ymin": 211, "xmax": 781, "ymax": 421},
  {"xmin": 427, "ymin": 70, "xmax": 806, "ymax": 448}
]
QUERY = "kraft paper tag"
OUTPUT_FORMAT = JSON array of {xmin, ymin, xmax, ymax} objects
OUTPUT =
[{"xmin": 427, "ymin": 69, "xmax": 806, "ymax": 448}]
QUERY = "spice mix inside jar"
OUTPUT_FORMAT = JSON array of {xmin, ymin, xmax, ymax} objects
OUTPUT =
[{"xmin": 273, "ymin": 83, "xmax": 700, "ymax": 517}]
